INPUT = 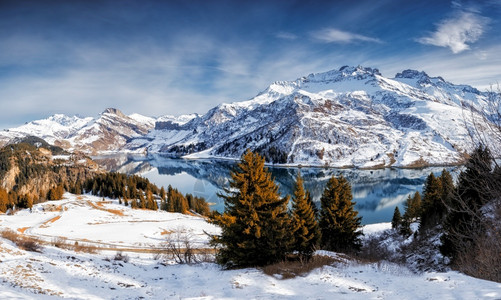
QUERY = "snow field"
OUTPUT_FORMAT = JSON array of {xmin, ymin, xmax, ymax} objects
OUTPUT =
[{"xmin": 0, "ymin": 193, "xmax": 500, "ymax": 299}]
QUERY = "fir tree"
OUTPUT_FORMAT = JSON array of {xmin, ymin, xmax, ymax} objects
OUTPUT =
[
  {"xmin": 399, "ymin": 217, "xmax": 412, "ymax": 237},
  {"xmin": 419, "ymin": 173, "xmax": 443, "ymax": 230},
  {"xmin": 441, "ymin": 146, "xmax": 494, "ymax": 260},
  {"xmin": 160, "ymin": 187, "xmax": 166, "ymax": 201},
  {"xmin": 391, "ymin": 206, "xmax": 402, "ymax": 229},
  {"xmin": 403, "ymin": 192, "xmax": 421, "ymax": 221},
  {"xmin": 290, "ymin": 174, "xmax": 320, "ymax": 260},
  {"xmin": 319, "ymin": 175, "xmax": 362, "ymax": 252},
  {"xmin": 305, "ymin": 190, "xmax": 319, "ymax": 220},
  {"xmin": 439, "ymin": 169, "xmax": 454, "ymax": 211},
  {"xmin": 210, "ymin": 150, "xmax": 291, "ymax": 267}
]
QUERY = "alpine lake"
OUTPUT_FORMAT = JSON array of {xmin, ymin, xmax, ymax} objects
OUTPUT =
[{"xmin": 93, "ymin": 154, "xmax": 461, "ymax": 225}]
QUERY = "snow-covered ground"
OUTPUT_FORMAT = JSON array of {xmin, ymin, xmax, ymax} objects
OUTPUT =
[{"xmin": 1, "ymin": 194, "xmax": 500, "ymax": 299}]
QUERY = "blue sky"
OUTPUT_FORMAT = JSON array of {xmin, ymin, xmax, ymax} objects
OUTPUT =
[{"xmin": 1, "ymin": 0, "xmax": 500, "ymax": 128}]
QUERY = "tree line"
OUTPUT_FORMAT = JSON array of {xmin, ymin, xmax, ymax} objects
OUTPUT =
[{"xmin": 83, "ymin": 172, "xmax": 210, "ymax": 216}]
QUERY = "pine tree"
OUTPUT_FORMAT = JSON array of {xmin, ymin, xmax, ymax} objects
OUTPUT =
[
  {"xmin": 439, "ymin": 169, "xmax": 454, "ymax": 211},
  {"xmin": 160, "ymin": 187, "xmax": 166, "ymax": 201},
  {"xmin": 441, "ymin": 146, "xmax": 493, "ymax": 260},
  {"xmin": 290, "ymin": 174, "xmax": 320, "ymax": 260},
  {"xmin": 319, "ymin": 175, "xmax": 362, "ymax": 252},
  {"xmin": 399, "ymin": 217, "xmax": 412, "ymax": 237},
  {"xmin": 0, "ymin": 188, "xmax": 8, "ymax": 212},
  {"xmin": 391, "ymin": 206, "xmax": 402, "ymax": 229},
  {"xmin": 403, "ymin": 192, "xmax": 421, "ymax": 221},
  {"xmin": 419, "ymin": 173, "xmax": 443, "ymax": 230},
  {"xmin": 210, "ymin": 150, "xmax": 291, "ymax": 267},
  {"xmin": 306, "ymin": 190, "xmax": 319, "ymax": 220}
]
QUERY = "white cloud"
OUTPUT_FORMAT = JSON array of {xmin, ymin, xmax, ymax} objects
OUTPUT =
[
  {"xmin": 275, "ymin": 32, "xmax": 298, "ymax": 40},
  {"xmin": 311, "ymin": 28, "xmax": 381, "ymax": 44},
  {"xmin": 418, "ymin": 11, "xmax": 489, "ymax": 54}
]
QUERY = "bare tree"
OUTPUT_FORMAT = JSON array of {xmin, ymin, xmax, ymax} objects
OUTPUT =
[{"xmin": 443, "ymin": 86, "xmax": 501, "ymax": 282}]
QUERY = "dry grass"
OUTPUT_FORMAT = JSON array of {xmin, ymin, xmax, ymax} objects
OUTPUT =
[
  {"xmin": 87, "ymin": 200, "xmax": 124, "ymax": 216},
  {"xmin": 73, "ymin": 241, "xmax": 98, "ymax": 254},
  {"xmin": 160, "ymin": 229, "xmax": 174, "ymax": 235},
  {"xmin": 3, "ymin": 262, "xmax": 63, "ymax": 296},
  {"xmin": 43, "ymin": 204, "xmax": 63, "ymax": 212},
  {"xmin": 17, "ymin": 227, "xmax": 29, "ymax": 234},
  {"xmin": 40, "ymin": 215, "xmax": 61, "ymax": 228},
  {"xmin": 0, "ymin": 229, "xmax": 43, "ymax": 252},
  {"xmin": 261, "ymin": 255, "xmax": 341, "ymax": 279},
  {"xmin": 52, "ymin": 237, "xmax": 70, "ymax": 249}
]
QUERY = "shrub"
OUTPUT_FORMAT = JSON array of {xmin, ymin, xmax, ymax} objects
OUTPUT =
[
  {"xmin": 261, "ymin": 255, "xmax": 340, "ymax": 279},
  {"xmin": 1, "ymin": 229, "xmax": 43, "ymax": 252}
]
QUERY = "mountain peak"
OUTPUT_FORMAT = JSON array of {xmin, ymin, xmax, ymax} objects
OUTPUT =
[
  {"xmin": 302, "ymin": 65, "xmax": 381, "ymax": 84},
  {"xmin": 395, "ymin": 69, "xmax": 429, "ymax": 80},
  {"xmin": 338, "ymin": 65, "xmax": 381, "ymax": 76},
  {"xmin": 394, "ymin": 69, "xmax": 445, "ymax": 86},
  {"xmin": 102, "ymin": 108, "xmax": 126, "ymax": 118}
]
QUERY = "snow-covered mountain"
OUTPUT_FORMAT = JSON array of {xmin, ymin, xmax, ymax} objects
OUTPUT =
[
  {"xmin": 1, "ymin": 66, "xmax": 497, "ymax": 167},
  {"xmin": 0, "ymin": 114, "xmax": 92, "ymax": 146},
  {"xmin": 126, "ymin": 66, "xmax": 497, "ymax": 168},
  {"xmin": 0, "ymin": 108, "xmax": 156, "ymax": 154}
]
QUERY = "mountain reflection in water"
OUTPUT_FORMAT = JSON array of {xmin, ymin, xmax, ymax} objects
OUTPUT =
[{"xmin": 93, "ymin": 154, "xmax": 460, "ymax": 225}]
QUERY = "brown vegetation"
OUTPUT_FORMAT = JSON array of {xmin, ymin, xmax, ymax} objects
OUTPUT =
[
  {"xmin": 261, "ymin": 255, "xmax": 341, "ymax": 279},
  {"xmin": 40, "ymin": 215, "xmax": 61, "ymax": 228},
  {"xmin": 0, "ymin": 229, "xmax": 43, "ymax": 252},
  {"xmin": 87, "ymin": 201, "xmax": 125, "ymax": 216}
]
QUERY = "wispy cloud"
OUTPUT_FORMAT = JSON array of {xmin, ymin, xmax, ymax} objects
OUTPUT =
[
  {"xmin": 275, "ymin": 32, "xmax": 298, "ymax": 40},
  {"xmin": 418, "ymin": 11, "xmax": 489, "ymax": 54},
  {"xmin": 311, "ymin": 28, "xmax": 381, "ymax": 44}
]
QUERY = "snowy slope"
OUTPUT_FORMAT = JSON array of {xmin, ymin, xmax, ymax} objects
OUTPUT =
[
  {"xmin": 67, "ymin": 108, "xmax": 155, "ymax": 153},
  {"xmin": 0, "ymin": 109, "xmax": 157, "ymax": 154},
  {"xmin": 1, "ymin": 195, "xmax": 499, "ymax": 299},
  {"xmin": 0, "ymin": 114, "xmax": 92, "ymax": 146},
  {"xmin": 128, "ymin": 66, "xmax": 497, "ymax": 167}
]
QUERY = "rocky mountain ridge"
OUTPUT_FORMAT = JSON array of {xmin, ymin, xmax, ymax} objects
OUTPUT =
[
  {"xmin": 0, "ymin": 108, "xmax": 156, "ymax": 155},
  {"xmin": 1, "ymin": 66, "xmax": 498, "ymax": 167},
  {"xmin": 126, "ymin": 66, "xmax": 497, "ymax": 167}
]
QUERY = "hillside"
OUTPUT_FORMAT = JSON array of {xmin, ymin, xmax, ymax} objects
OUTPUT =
[{"xmin": 0, "ymin": 141, "xmax": 99, "ymax": 211}]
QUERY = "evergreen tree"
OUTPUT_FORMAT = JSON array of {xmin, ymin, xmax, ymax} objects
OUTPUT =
[
  {"xmin": 0, "ymin": 188, "xmax": 8, "ymax": 212},
  {"xmin": 439, "ymin": 169, "xmax": 454, "ymax": 211},
  {"xmin": 290, "ymin": 174, "xmax": 320, "ymax": 260},
  {"xmin": 441, "ymin": 146, "xmax": 494, "ymax": 260},
  {"xmin": 160, "ymin": 187, "xmax": 166, "ymax": 201},
  {"xmin": 166, "ymin": 185, "xmax": 175, "ymax": 212},
  {"xmin": 319, "ymin": 175, "xmax": 362, "ymax": 252},
  {"xmin": 391, "ymin": 206, "xmax": 402, "ymax": 229},
  {"xmin": 399, "ymin": 217, "xmax": 412, "ymax": 237},
  {"xmin": 305, "ymin": 190, "xmax": 319, "ymax": 220},
  {"xmin": 419, "ymin": 173, "xmax": 443, "ymax": 230},
  {"xmin": 403, "ymin": 192, "xmax": 421, "ymax": 221},
  {"xmin": 210, "ymin": 150, "xmax": 291, "ymax": 267}
]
